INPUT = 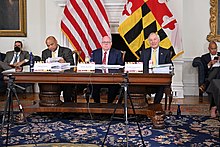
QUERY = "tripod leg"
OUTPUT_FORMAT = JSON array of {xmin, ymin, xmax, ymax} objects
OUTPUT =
[
  {"xmin": 127, "ymin": 90, "xmax": 145, "ymax": 147},
  {"xmin": 11, "ymin": 87, "xmax": 37, "ymax": 146},
  {"xmin": 0, "ymin": 89, "xmax": 10, "ymax": 136},
  {"xmin": 124, "ymin": 86, "xmax": 129, "ymax": 147},
  {"xmin": 102, "ymin": 86, "xmax": 124, "ymax": 147},
  {"xmin": 6, "ymin": 88, "xmax": 13, "ymax": 146}
]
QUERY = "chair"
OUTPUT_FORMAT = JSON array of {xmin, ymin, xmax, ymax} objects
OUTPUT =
[
  {"xmin": 121, "ymin": 51, "xmax": 126, "ymax": 62},
  {"xmin": 192, "ymin": 57, "xmax": 207, "ymax": 102}
]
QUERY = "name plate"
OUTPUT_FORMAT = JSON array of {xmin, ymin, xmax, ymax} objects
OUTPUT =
[
  {"xmin": 124, "ymin": 62, "xmax": 143, "ymax": 73},
  {"xmin": 77, "ymin": 62, "xmax": 95, "ymax": 73}
]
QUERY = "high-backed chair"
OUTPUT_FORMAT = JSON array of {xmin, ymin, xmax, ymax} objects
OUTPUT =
[{"xmin": 192, "ymin": 56, "xmax": 207, "ymax": 102}]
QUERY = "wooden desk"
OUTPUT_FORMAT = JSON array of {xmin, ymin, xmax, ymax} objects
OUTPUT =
[{"xmin": 3, "ymin": 71, "xmax": 173, "ymax": 129}]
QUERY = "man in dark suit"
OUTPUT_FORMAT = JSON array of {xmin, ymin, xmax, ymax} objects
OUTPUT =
[
  {"xmin": 199, "ymin": 41, "xmax": 220, "ymax": 118},
  {"xmin": 199, "ymin": 41, "xmax": 220, "ymax": 93},
  {"xmin": 42, "ymin": 36, "xmax": 74, "ymax": 65},
  {"xmin": 90, "ymin": 36, "xmax": 124, "ymax": 103},
  {"xmin": 42, "ymin": 36, "xmax": 74, "ymax": 102},
  {"xmin": 140, "ymin": 32, "xmax": 172, "ymax": 104}
]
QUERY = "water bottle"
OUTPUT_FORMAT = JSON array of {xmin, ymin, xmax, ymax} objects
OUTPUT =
[
  {"xmin": 177, "ymin": 104, "xmax": 181, "ymax": 118},
  {"xmin": 29, "ymin": 52, "xmax": 34, "ymax": 72}
]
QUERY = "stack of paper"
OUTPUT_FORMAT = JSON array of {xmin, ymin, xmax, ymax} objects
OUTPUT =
[
  {"xmin": 149, "ymin": 64, "xmax": 173, "ymax": 73},
  {"xmin": 34, "ymin": 62, "xmax": 70, "ymax": 72}
]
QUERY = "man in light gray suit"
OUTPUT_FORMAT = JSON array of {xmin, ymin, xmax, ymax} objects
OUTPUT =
[
  {"xmin": 0, "ymin": 41, "xmax": 30, "ymax": 94},
  {"xmin": 0, "ymin": 41, "xmax": 30, "ymax": 72}
]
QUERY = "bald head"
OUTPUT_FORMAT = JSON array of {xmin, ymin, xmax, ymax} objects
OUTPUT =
[
  {"xmin": 101, "ymin": 36, "xmax": 112, "ymax": 51},
  {"xmin": 45, "ymin": 36, "xmax": 58, "ymax": 52},
  {"xmin": 208, "ymin": 41, "xmax": 218, "ymax": 55}
]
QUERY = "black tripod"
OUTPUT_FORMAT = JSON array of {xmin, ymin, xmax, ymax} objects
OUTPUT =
[
  {"xmin": 102, "ymin": 73, "xmax": 145, "ymax": 147},
  {"xmin": 0, "ymin": 75, "xmax": 36, "ymax": 147}
]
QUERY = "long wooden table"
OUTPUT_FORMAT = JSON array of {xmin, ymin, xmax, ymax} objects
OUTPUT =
[{"xmin": 3, "ymin": 70, "xmax": 173, "ymax": 129}]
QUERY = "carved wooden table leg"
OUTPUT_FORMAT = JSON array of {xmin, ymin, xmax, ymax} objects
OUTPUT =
[{"xmin": 38, "ymin": 83, "xmax": 62, "ymax": 106}]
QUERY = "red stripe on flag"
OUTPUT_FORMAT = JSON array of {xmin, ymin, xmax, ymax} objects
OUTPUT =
[
  {"xmin": 70, "ymin": 0, "xmax": 100, "ymax": 49},
  {"xmin": 63, "ymin": 6, "xmax": 92, "ymax": 54},
  {"xmin": 95, "ymin": 0, "xmax": 110, "ymax": 27},
  {"xmin": 61, "ymin": 21, "xmax": 86, "ymax": 59},
  {"xmin": 83, "ymin": 1, "xmax": 108, "ymax": 37},
  {"xmin": 61, "ymin": 0, "xmax": 111, "ymax": 61}
]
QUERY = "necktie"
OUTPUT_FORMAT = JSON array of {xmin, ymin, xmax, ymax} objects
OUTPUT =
[
  {"xmin": 152, "ymin": 49, "xmax": 157, "ymax": 66},
  {"xmin": 102, "ymin": 52, "xmax": 107, "ymax": 64},
  {"xmin": 13, "ymin": 53, "xmax": 18, "ymax": 64},
  {"xmin": 52, "ymin": 51, "xmax": 56, "ymax": 58},
  {"xmin": 102, "ymin": 52, "xmax": 107, "ymax": 73}
]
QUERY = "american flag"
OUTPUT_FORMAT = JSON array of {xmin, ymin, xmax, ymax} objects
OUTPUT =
[{"xmin": 61, "ymin": 0, "xmax": 111, "ymax": 61}]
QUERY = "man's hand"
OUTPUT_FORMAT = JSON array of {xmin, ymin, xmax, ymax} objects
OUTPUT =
[
  {"xmin": 13, "ymin": 60, "xmax": 26, "ymax": 67},
  {"xmin": 58, "ymin": 57, "xmax": 66, "ymax": 63},
  {"xmin": 208, "ymin": 59, "xmax": 218, "ymax": 67}
]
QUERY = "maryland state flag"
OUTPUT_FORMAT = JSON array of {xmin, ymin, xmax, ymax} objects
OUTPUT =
[{"xmin": 118, "ymin": 0, "xmax": 183, "ymax": 60}]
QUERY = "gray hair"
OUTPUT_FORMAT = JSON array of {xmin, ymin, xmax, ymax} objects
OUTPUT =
[{"xmin": 148, "ymin": 32, "xmax": 160, "ymax": 41}]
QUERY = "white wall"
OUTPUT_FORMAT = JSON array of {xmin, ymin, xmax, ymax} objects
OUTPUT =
[
  {"xmin": 0, "ymin": 0, "xmax": 46, "ymax": 56},
  {"xmin": 0, "ymin": 0, "xmax": 213, "ymax": 96}
]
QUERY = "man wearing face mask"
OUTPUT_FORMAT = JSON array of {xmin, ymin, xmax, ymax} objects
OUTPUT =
[
  {"xmin": 0, "ymin": 41, "xmax": 29, "ymax": 95},
  {"xmin": 0, "ymin": 40, "xmax": 29, "ymax": 71}
]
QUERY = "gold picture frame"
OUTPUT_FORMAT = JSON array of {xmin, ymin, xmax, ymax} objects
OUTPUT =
[
  {"xmin": 207, "ymin": 0, "xmax": 220, "ymax": 41},
  {"xmin": 0, "ymin": 0, "xmax": 27, "ymax": 37}
]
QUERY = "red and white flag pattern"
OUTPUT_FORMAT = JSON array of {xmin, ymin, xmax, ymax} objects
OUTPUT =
[{"xmin": 61, "ymin": 0, "xmax": 111, "ymax": 61}]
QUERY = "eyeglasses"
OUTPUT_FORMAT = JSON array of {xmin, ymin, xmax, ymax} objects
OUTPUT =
[{"xmin": 102, "ymin": 41, "xmax": 111, "ymax": 44}]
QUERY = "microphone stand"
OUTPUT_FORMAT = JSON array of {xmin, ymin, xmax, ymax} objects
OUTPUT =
[{"xmin": 102, "ymin": 73, "xmax": 145, "ymax": 147}]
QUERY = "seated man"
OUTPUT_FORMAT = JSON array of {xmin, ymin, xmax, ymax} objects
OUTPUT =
[
  {"xmin": 90, "ymin": 36, "xmax": 124, "ymax": 103},
  {"xmin": 0, "ymin": 41, "xmax": 30, "ymax": 93},
  {"xmin": 140, "ymin": 32, "xmax": 172, "ymax": 104},
  {"xmin": 206, "ymin": 79, "xmax": 220, "ymax": 118},
  {"xmin": 0, "ymin": 41, "xmax": 29, "ymax": 71},
  {"xmin": 42, "ymin": 36, "xmax": 75, "ymax": 102},
  {"xmin": 199, "ymin": 41, "xmax": 220, "ymax": 92}
]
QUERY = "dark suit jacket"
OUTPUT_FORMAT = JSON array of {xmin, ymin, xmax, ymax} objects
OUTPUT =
[
  {"xmin": 201, "ymin": 52, "xmax": 220, "ymax": 77},
  {"xmin": 91, "ymin": 48, "xmax": 124, "ymax": 73},
  {"xmin": 4, "ymin": 50, "xmax": 30, "ymax": 64},
  {"xmin": 91, "ymin": 48, "xmax": 123, "ymax": 65},
  {"xmin": 140, "ymin": 47, "xmax": 172, "ymax": 70},
  {"xmin": 42, "ymin": 45, "xmax": 74, "ymax": 65}
]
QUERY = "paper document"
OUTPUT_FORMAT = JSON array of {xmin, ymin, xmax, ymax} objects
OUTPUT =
[
  {"xmin": 212, "ymin": 62, "xmax": 220, "ymax": 68},
  {"xmin": 149, "ymin": 64, "xmax": 173, "ymax": 73},
  {"xmin": 46, "ymin": 57, "xmax": 62, "ymax": 63}
]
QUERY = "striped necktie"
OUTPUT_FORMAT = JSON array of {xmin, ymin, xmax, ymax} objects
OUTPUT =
[{"xmin": 13, "ymin": 53, "xmax": 18, "ymax": 64}]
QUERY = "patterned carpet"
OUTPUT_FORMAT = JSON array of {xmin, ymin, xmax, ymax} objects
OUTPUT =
[
  {"xmin": 11, "ymin": 143, "xmax": 98, "ymax": 147},
  {"xmin": 0, "ymin": 113, "xmax": 219, "ymax": 147}
]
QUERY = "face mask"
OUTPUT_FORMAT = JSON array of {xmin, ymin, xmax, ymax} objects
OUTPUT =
[{"xmin": 14, "ymin": 46, "xmax": 21, "ymax": 52}]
